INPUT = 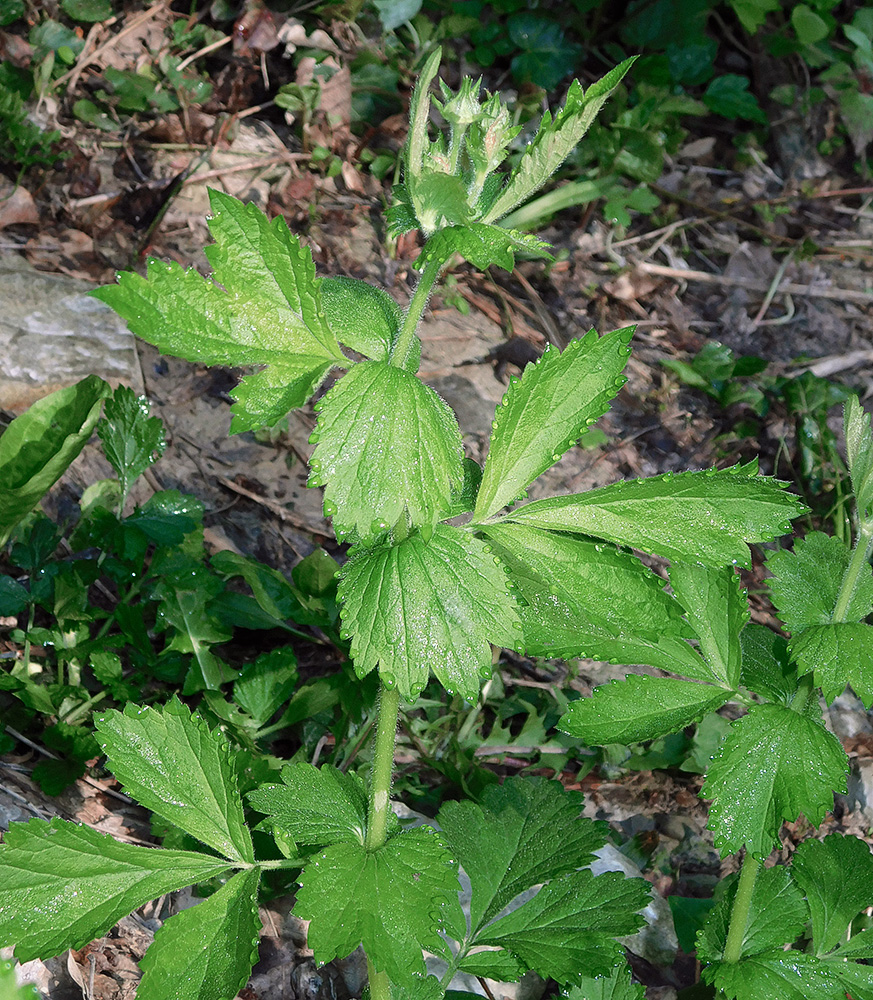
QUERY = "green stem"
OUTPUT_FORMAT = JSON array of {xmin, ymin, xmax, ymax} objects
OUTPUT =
[
  {"xmin": 722, "ymin": 849, "xmax": 760, "ymax": 965},
  {"xmin": 389, "ymin": 256, "xmax": 444, "ymax": 371},
  {"xmin": 832, "ymin": 519, "xmax": 873, "ymax": 623},
  {"xmin": 364, "ymin": 681, "xmax": 401, "ymax": 1000}
]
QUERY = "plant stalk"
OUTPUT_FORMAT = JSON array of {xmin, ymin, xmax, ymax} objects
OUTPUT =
[
  {"xmin": 364, "ymin": 681, "xmax": 401, "ymax": 1000},
  {"xmin": 722, "ymin": 849, "xmax": 759, "ymax": 966},
  {"xmin": 389, "ymin": 256, "xmax": 445, "ymax": 371},
  {"xmin": 832, "ymin": 519, "xmax": 873, "ymax": 623}
]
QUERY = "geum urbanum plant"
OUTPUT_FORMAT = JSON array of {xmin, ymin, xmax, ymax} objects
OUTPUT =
[{"xmin": 1, "ymin": 48, "xmax": 872, "ymax": 1000}]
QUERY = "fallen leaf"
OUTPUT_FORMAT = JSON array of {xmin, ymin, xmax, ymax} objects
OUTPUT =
[{"xmin": 0, "ymin": 180, "xmax": 39, "ymax": 229}]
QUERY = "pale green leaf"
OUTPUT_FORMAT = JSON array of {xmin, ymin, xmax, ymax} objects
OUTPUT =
[
  {"xmin": 0, "ymin": 958, "xmax": 40, "ymax": 1000},
  {"xmin": 137, "ymin": 867, "xmax": 261, "ymax": 1000},
  {"xmin": 705, "ymin": 951, "xmax": 845, "ymax": 1000},
  {"xmin": 670, "ymin": 563, "xmax": 748, "ymax": 686},
  {"xmin": 92, "ymin": 190, "xmax": 345, "ymax": 433},
  {"xmin": 405, "ymin": 47, "xmax": 442, "ymax": 181},
  {"xmin": 766, "ymin": 531, "xmax": 873, "ymax": 631},
  {"xmin": 567, "ymin": 967, "xmax": 646, "ymax": 1000},
  {"xmin": 0, "ymin": 376, "xmax": 110, "ymax": 546},
  {"xmin": 560, "ymin": 675, "xmax": 731, "ymax": 746},
  {"xmin": 502, "ymin": 463, "xmax": 805, "ymax": 568},
  {"xmin": 309, "ymin": 361, "xmax": 464, "ymax": 540},
  {"xmin": 320, "ymin": 276, "xmax": 401, "ymax": 363},
  {"xmin": 294, "ymin": 828, "xmax": 459, "ymax": 986},
  {"xmin": 414, "ymin": 224, "xmax": 552, "ymax": 273},
  {"xmin": 845, "ymin": 395, "xmax": 873, "ymax": 517},
  {"xmin": 702, "ymin": 703, "xmax": 847, "ymax": 858},
  {"xmin": 739, "ymin": 623, "xmax": 797, "ymax": 704},
  {"xmin": 247, "ymin": 763, "xmax": 367, "ymax": 846},
  {"xmin": 337, "ymin": 524, "xmax": 520, "ymax": 700},
  {"xmin": 0, "ymin": 818, "xmax": 231, "ymax": 962},
  {"xmin": 791, "ymin": 623, "xmax": 873, "ymax": 706},
  {"xmin": 94, "ymin": 698, "xmax": 254, "ymax": 863},
  {"xmin": 437, "ymin": 777, "xmax": 607, "ymax": 930},
  {"xmin": 697, "ymin": 865, "xmax": 808, "ymax": 963},
  {"xmin": 478, "ymin": 869, "xmax": 649, "ymax": 982},
  {"xmin": 483, "ymin": 59, "xmax": 637, "ymax": 224},
  {"xmin": 792, "ymin": 833, "xmax": 873, "ymax": 956},
  {"xmin": 474, "ymin": 329, "xmax": 633, "ymax": 520}
]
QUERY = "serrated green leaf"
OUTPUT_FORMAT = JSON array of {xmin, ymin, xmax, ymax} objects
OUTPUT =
[
  {"xmin": 823, "ymin": 959, "xmax": 873, "ymax": 1000},
  {"xmin": 739, "ymin": 623, "xmax": 797, "ymax": 703},
  {"xmin": 702, "ymin": 703, "xmax": 847, "ymax": 858},
  {"xmin": 294, "ymin": 828, "xmax": 459, "ymax": 986},
  {"xmin": 97, "ymin": 386, "xmax": 165, "ymax": 505},
  {"xmin": 845, "ymin": 395, "xmax": 873, "ymax": 517},
  {"xmin": 127, "ymin": 490, "xmax": 203, "ymax": 545},
  {"xmin": 0, "ymin": 376, "xmax": 110, "ymax": 546},
  {"xmin": 437, "ymin": 777, "xmax": 607, "ymax": 930},
  {"xmin": 560, "ymin": 675, "xmax": 731, "ymax": 746},
  {"xmin": 320, "ymin": 276, "xmax": 401, "ymax": 363},
  {"xmin": 483, "ymin": 59, "xmax": 636, "ymax": 224},
  {"xmin": 670, "ymin": 563, "xmax": 748, "ymax": 686},
  {"xmin": 233, "ymin": 647, "xmax": 298, "ymax": 726},
  {"xmin": 829, "ymin": 924, "xmax": 873, "ymax": 960},
  {"xmin": 92, "ymin": 191, "xmax": 345, "ymax": 433},
  {"xmin": 137, "ymin": 867, "xmax": 260, "ymax": 1000},
  {"xmin": 567, "ymin": 967, "xmax": 646, "ymax": 1000},
  {"xmin": 404, "ymin": 47, "xmax": 442, "ymax": 182},
  {"xmin": 791, "ymin": 623, "xmax": 873, "ymax": 706},
  {"xmin": 697, "ymin": 866, "xmax": 808, "ymax": 963},
  {"xmin": 766, "ymin": 531, "xmax": 873, "ymax": 631},
  {"xmin": 704, "ymin": 951, "xmax": 844, "ymax": 1000},
  {"xmin": 309, "ymin": 361, "xmax": 463, "ymax": 540},
  {"xmin": 474, "ymin": 330, "xmax": 633, "ymax": 520},
  {"xmin": 0, "ymin": 818, "xmax": 231, "ymax": 962},
  {"xmin": 457, "ymin": 949, "xmax": 525, "ymax": 979},
  {"xmin": 94, "ymin": 698, "xmax": 254, "ymax": 863},
  {"xmin": 502, "ymin": 464, "xmax": 805, "ymax": 568},
  {"xmin": 394, "ymin": 975, "xmax": 446, "ymax": 1000},
  {"xmin": 414, "ymin": 224, "xmax": 552, "ymax": 273},
  {"xmin": 247, "ymin": 763, "xmax": 367, "ymax": 846},
  {"xmin": 337, "ymin": 524, "xmax": 519, "ymax": 700},
  {"xmin": 792, "ymin": 833, "xmax": 873, "ymax": 956},
  {"xmin": 477, "ymin": 869, "xmax": 648, "ymax": 982}
]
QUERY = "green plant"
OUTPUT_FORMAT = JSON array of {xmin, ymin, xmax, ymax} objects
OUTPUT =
[
  {"xmin": 0, "ymin": 81, "xmax": 63, "ymax": 178},
  {"xmin": 2, "ymin": 50, "xmax": 873, "ymax": 1000}
]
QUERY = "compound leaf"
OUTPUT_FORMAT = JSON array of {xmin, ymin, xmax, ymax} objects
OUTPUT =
[
  {"xmin": 0, "ymin": 817, "xmax": 231, "ymax": 962},
  {"xmin": 337, "ymin": 524, "xmax": 520, "ymax": 700},
  {"xmin": 791, "ymin": 623, "xmax": 873, "ymax": 706},
  {"xmin": 477, "ymin": 869, "xmax": 649, "ymax": 982},
  {"xmin": 95, "ymin": 698, "xmax": 254, "ymax": 863},
  {"xmin": 294, "ymin": 828, "xmax": 459, "ymax": 986},
  {"xmin": 415, "ymin": 224, "xmax": 552, "ymax": 273},
  {"xmin": 97, "ymin": 385, "xmax": 165, "ymax": 504},
  {"xmin": 474, "ymin": 329, "xmax": 633, "ymax": 521},
  {"xmin": 247, "ymin": 763, "xmax": 367, "ymax": 847},
  {"xmin": 702, "ymin": 703, "xmax": 847, "ymax": 858},
  {"xmin": 560, "ymin": 675, "xmax": 731, "ymax": 746},
  {"xmin": 92, "ymin": 190, "xmax": 345, "ymax": 433},
  {"xmin": 137, "ymin": 867, "xmax": 261, "ymax": 1000},
  {"xmin": 437, "ymin": 777, "xmax": 607, "ymax": 930},
  {"xmin": 792, "ymin": 833, "xmax": 873, "ymax": 956},
  {"xmin": 309, "ymin": 361, "xmax": 463, "ymax": 541},
  {"xmin": 503, "ymin": 463, "xmax": 805, "ymax": 568},
  {"xmin": 704, "ymin": 951, "xmax": 844, "ymax": 1000}
]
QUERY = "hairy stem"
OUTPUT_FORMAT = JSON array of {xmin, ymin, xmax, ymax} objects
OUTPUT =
[
  {"xmin": 832, "ymin": 519, "xmax": 873, "ymax": 623},
  {"xmin": 365, "ymin": 681, "xmax": 401, "ymax": 1000},
  {"xmin": 389, "ymin": 256, "xmax": 444, "ymax": 371},
  {"xmin": 722, "ymin": 849, "xmax": 759, "ymax": 966}
]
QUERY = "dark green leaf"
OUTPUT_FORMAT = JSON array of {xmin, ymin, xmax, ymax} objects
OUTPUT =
[
  {"xmin": 61, "ymin": 0, "xmax": 112, "ymax": 22},
  {"xmin": 127, "ymin": 490, "xmax": 203, "ymax": 545},
  {"xmin": 0, "ymin": 577, "xmax": 28, "ymax": 616},
  {"xmin": 457, "ymin": 949, "xmax": 525, "ymax": 979},
  {"xmin": 567, "ymin": 968, "xmax": 646, "ymax": 1000},
  {"xmin": 233, "ymin": 647, "xmax": 298, "ymax": 726},
  {"xmin": 791, "ymin": 623, "xmax": 873, "ymax": 706},
  {"xmin": 703, "ymin": 74, "xmax": 767, "ymax": 122},
  {"xmin": 97, "ymin": 386, "xmax": 165, "ymax": 503},
  {"xmin": 704, "ymin": 951, "xmax": 844, "ymax": 1000},
  {"xmin": 739, "ymin": 623, "xmax": 797, "ymax": 703}
]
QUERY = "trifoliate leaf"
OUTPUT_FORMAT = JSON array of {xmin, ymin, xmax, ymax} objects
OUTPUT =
[
  {"xmin": 670, "ymin": 563, "xmax": 748, "ymax": 687},
  {"xmin": 437, "ymin": 777, "xmax": 607, "ymax": 931},
  {"xmin": 697, "ymin": 866, "xmax": 808, "ymax": 963},
  {"xmin": 95, "ymin": 698, "xmax": 254, "ymax": 863},
  {"xmin": 309, "ymin": 361, "xmax": 463, "ymax": 540},
  {"xmin": 0, "ymin": 818, "xmax": 232, "ymax": 962},
  {"xmin": 791, "ymin": 833, "xmax": 873, "ymax": 956},
  {"xmin": 414, "ymin": 224, "xmax": 552, "ymax": 273},
  {"xmin": 503, "ymin": 463, "xmax": 805, "ymax": 568},
  {"xmin": 233, "ymin": 646, "xmax": 298, "ymax": 726},
  {"xmin": 567, "ymin": 967, "xmax": 646, "ymax": 1000},
  {"xmin": 560, "ymin": 675, "xmax": 731, "ymax": 746},
  {"xmin": 483, "ymin": 59, "xmax": 636, "ymax": 224},
  {"xmin": 137, "ymin": 867, "xmax": 260, "ymax": 1000},
  {"xmin": 766, "ymin": 531, "xmax": 873, "ymax": 632},
  {"xmin": 791, "ymin": 623, "xmax": 873, "ymax": 706},
  {"xmin": 247, "ymin": 763, "xmax": 367, "ymax": 847},
  {"xmin": 477, "ymin": 869, "xmax": 649, "ymax": 982},
  {"xmin": 845, "ymin": 395, "xmax": 873, "ymax": 517},
  {"xmin": 337, "ymin": 524, "xmax": 519, "ymax": 700},
  {"xmin": 92, "ymin": 190, "xmax": 345, "ymax": 433},
  {"xmin": 320, "ymin": 276, "xmax": 402, "ymax": 364},
  {"xmin": 294, "ymin": 828, "xmax": 459, "ymax": 986},
  {"xmin": 702, "ymin": 703, "xmax": 847, "ymax": 858},
  {"xmin": 739, "ymin": 623, "xmax": 797, "ymax": 704},
  {"xmin": 473, "ymin": 329, "xmax": 634, "ymax": 520},
  {"xmin": 97, "ymin": 385, "xmax": 165, "ymax": 505},
  {"xmin": 704, "ymin": 951, "xmax": 844, "ymax": 1000}
]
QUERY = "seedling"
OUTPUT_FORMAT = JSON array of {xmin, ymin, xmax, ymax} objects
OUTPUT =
[{"xmin": 2, "ymin": 50, "xmax": 873, "ymax": 1000}]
